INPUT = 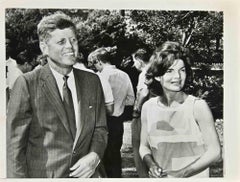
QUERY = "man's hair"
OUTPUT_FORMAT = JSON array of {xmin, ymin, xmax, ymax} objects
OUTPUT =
[
  {"xmin": 133, "ymin": 48, "xmax": 151, "ymax": 63},
  {"xmin": 37, "ymin": 12, "xmax": 77, "ymax": 42},
  {"xmin": 16, "ymin": 50, "xmax": 29, "ymax": 65},
  {"xmin": 88, "ymin": 46, "xmax": 117, "ymax": 64}
]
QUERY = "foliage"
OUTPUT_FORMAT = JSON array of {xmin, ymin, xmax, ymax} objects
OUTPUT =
[
  {"xmin": 186, "ymin": 73, "xmax": 223, "ymax": 119},
  {"xmin": 5, "ymin": 9, "xmax": 223, "ymax": 64},
  {"xmin": 5, "ymin": 9, "xmax": 223, "ymax": 119},
  {"xmin": 127, "ymin": 10, "xmax": 223, "ymax": 63}
]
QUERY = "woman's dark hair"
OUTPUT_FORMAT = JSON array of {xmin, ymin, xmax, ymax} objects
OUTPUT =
[{"xmin": 146, "ymin": 41, "xmax": 193, "ymax": 96}]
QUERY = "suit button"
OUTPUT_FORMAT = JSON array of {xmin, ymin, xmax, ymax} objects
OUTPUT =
[{"xmin": 73, "ymin": 150, "xmax": 76, "ymax": 155}]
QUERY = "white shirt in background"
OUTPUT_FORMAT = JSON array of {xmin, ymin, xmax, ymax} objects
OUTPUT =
[
  {"xmin": 74, "ymin": 62, "xmax": 114, "ymax": 106},
  {"xmin": 100, "ymin": 65, "xmax": 135, "ymax": 117}
]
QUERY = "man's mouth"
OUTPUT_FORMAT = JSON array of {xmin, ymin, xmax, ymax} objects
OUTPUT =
[{"xmin": 63, "ymin": 52, "xmax": 74, "ymax": 56}]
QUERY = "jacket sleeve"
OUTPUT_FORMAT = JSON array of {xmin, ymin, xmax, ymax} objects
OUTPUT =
[
  {"xmin": 7, "ymin": 75, "xmax": 32, "ymax": 177},
  {"xmin": 89, "ymin": 77, "xmax": 108, "ymax": 159}
]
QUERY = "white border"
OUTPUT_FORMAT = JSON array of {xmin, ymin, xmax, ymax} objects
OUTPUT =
[{"xmin": 0, "ymin": 0, "xmax": 240, "ymax": 181}]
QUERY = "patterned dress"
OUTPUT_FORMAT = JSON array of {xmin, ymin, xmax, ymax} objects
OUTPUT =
[{"xmin": 140, "ymin": 95, "xmax": 209, "ymax": 177}]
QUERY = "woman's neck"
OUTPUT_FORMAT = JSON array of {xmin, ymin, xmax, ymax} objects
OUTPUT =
[{"xmin": 160, "ymin": 91, "xmax": 187, "ymax": 107}]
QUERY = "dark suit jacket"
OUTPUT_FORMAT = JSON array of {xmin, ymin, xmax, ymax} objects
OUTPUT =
[{"xmin": 7, "ymin": 64, "xmax": 108, "ymax": 178}]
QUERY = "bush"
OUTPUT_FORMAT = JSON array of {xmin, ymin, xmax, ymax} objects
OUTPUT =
[{"xmin": 187, "ymin": 74, "xmax": 223, "ymax": 119}]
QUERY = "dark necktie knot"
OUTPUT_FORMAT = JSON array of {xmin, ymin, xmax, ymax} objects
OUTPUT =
[{"xmin": 63, "ymin": 75, "xmax": 69, "ymax": 88}]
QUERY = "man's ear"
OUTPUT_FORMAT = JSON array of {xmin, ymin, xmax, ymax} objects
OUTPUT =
[
  {"xmin": 154, "ymin": 76, "xmax": 161, "ymax": 82},
  {"xmin": 39, "ymin": 41, "xmax": 48, "ymax": 56}
]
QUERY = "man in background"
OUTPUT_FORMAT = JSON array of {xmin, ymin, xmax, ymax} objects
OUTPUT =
[
  {"xmin": 131, "ymin": 48, "xmax": 152, "ymax": 177},
  {"xmin": 88, "ymin": 47, "xmax": 135, "ymax": 177}
]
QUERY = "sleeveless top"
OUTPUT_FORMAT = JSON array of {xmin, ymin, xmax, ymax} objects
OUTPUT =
[{"xmin": 143, "ymin": 95, "xmax": 209, "ymax": 177}]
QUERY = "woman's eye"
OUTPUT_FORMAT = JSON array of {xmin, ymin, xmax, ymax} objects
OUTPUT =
[
  {"xmin": 181, "ymin": 69, "xmax": 186, "ymax": 72},
  {"xmin": 166, "ymin": 69, "xmax": 173, "ymax": 73}
]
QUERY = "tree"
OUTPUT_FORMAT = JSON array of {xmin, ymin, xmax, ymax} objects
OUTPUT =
[{"xmin": 127, "ymin": 10, "xmax": 223, "ymax": 63}]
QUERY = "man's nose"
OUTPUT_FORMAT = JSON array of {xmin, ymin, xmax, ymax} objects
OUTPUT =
[{"xmin": 65, "ymin": 39, "xmax": 73, "ymax": 48}]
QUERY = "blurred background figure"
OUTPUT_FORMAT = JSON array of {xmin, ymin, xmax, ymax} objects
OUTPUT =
[
  {"xmin": 88, "ymin": 46, "xmax": 135, "ymax": 178},
  {"xmin": 34, "ymin": 54, "xmax": 48, "ymax": 70},
  {"xmin": 74, "ymin": 52, "xmax": 92, "ymax": 72},
  {"xmin": 6, "ymin": 38, "xmax": 17, "ymax": 104},
  {"xmin": 75, "ymin": 51, "xmax": 114, "ymax": 115},
  {"xmin": 131, "ymin": 48, "xmax": 152, "ymax": 177},
  {"xmin": 6, "ymin": 49, "xmax": 33, "ymax": 103}
]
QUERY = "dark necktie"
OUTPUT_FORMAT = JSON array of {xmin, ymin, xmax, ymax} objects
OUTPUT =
[{"xmin": 62, "ymin": 75, "xmax": 76, "ymax": 139}]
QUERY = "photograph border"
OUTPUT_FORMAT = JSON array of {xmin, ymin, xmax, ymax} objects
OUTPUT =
[{"xmin": 1, "ymin": 0, "xmax": 240, "ymax": 181}]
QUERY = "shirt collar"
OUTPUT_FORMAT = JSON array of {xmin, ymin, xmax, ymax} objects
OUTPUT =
[{"xmin": 49, "ymin": 66, "xmax": 74, "ymax": 80}]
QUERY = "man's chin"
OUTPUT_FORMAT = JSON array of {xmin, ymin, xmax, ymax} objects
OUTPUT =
[{"xmin": 63, "ymin": 58, "xmax": 77, "ymax": 65}]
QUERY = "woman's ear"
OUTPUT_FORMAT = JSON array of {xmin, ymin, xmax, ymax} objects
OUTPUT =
[{"xmin": 39, "ymin": 41, "xmax": 48, "ymax": 56}]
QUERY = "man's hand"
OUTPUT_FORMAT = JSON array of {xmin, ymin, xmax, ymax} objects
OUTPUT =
[{"xmin": 69, "ymin": 152, "xmax": 100, "ymax": 178}]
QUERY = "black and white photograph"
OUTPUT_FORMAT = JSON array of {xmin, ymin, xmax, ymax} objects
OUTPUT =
[{"xmin": 1, "ymin": 0, "xmax": 240, "ymax": 181}]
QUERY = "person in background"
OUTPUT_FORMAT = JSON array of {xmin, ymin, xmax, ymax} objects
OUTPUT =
[
  {"xmin": 75, "ymin": 52, "xmax": 114, "ymax": 115},
  {"xmin": 34, "ymin": 54, "xmax": 48, "ymax": 70},
  {"xmin": 6, "ymin": 50, "xmax": 33, "ymax": 102},
  {"xmin": 131, "ymin": 48, "xmax": 152, "ymax": 177},
  {"xmin": 6, "ymin": 38, "xmax": 17, "ymax": 104},
  {"xmin": 7, "ymin": 12, "xmax": 108, "ymax": 178},
  {"xmin": 139, "ymin": 41, "xmax": 221, "ymax": 178},
  {"xmin": 88, "ymin": 46, "xmax": 135, "ymax": 178}
]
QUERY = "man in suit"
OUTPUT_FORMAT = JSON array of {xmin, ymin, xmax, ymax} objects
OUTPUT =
[{"xmin": 7, "ymin": 12, "xmax": 108, "ymax": 178}]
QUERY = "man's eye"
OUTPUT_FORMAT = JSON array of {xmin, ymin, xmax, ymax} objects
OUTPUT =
[
  {"xmin": 181, "ymin": 69, "xmax": 186, "ymax": 72},
  {"xmin": 70, "ymin": 38, "xmax": 77, "ymax": 44},
  {"xmin": 166, "ymin": 69, "xmax": 173, "ymax": 73},
  {"xmin": 57, "ymin": 40, "xmax": 65, "ymax": 45}
]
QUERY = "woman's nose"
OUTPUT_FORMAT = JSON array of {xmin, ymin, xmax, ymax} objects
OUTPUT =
[{"xmin": 173, "ymin": 71, "xmax": 181, "ymax": 79}]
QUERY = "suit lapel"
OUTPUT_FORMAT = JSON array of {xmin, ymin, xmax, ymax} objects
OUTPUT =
[
  {"xmin": 73, "ymin": 69, "xmax": 92, "ymax": 149},
  {"xmin": 40, "ymin": 64, "xmax": 73, "ymax": 139}
]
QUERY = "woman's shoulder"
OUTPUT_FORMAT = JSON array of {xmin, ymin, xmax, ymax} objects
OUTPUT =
[
  {"xmin": 187, "ymin": 95, "xmax": 204, "ymax": 103},
  {"xmin": 142, "ymin": 96, "xmax": 158, "ymax": 108},
  {"xmin": 189, "ymin": 95, "xmax": 211, "ymax": 120},
  {"xmin": 188, "ymin": 95, "xmax": 207, "ymax": 105}
]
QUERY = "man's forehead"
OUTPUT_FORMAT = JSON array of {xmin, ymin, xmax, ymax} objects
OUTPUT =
[
  {"xmin": 46, "ymin": 28, "xmax": 76, "ymax": 41},
  {"xmin": 49, "ymin": 28, "xmax": 76, "ymax": 35}
]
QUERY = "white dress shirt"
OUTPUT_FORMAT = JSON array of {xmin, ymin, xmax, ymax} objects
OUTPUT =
[
  {"xmin": 100, "ymin": 65, "xmax": 135, "ymax": 117},
  {"xmin": 49, "ymin": 66, "xmax": 79, "ymax": 135},
  {"xmin": 6, "ymin": 57, "xmax": 23, "ymax": 90}
]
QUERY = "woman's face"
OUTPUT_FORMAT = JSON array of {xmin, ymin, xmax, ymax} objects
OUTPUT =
[{"xmin": 158, "ymin": 59, "xmax": 186, "ymax": 92}]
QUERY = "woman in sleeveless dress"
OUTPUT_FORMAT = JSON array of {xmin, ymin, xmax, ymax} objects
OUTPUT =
[{"xmin": 139, "ymin": 41, "xmax": 221, "ymax": 178}]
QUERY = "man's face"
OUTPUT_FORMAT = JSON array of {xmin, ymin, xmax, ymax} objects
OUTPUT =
[
  {"xmin": 41, "ymin": 28, "xmax": 78, "ymax": 68},
  {"xmin": 133, "ymin": 56, "xmax": 143, "ymax": 71},
  {"xmin": 88, "ymin": 59, "xmax": 102, "ymax": 72}
]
